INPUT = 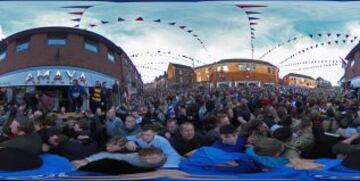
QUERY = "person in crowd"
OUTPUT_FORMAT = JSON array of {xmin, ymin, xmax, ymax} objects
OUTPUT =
[
  {"xmin": 212, "ymin": 124, "xmax": 245, "ymax": 152},
  {"xmin": 0, "ymin": 115, "xmax": 42, "ymax": 155},
  {"xmin": 68, "ymin": 79, "xmax": 88, "ymax": 112},
  {"xmin": 170, "ymin": 122, "xmax": 210, "ymax": 157},
  {"xmin": 125, "ymin": 124, "xmax": 182, "ymax": 168},
  {"xmin": 160, "ymin": 119, "xmax": 179, "ymax": 140},
  {"xmin": 90, "ymin": 81, "xmax": 104, "ymax": 113},
  {"xmin": 105, "ymin": 107, "xmax": 123, "ymax": 138},
  {"xmin": 119, "ymin": 115, "xmax": 142, "ymax": 137}
]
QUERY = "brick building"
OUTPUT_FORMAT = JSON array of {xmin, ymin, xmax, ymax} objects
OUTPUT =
[
  {"xmin": 167, "ymin": 63, "xmax": 193, "ymax": 88},
  {"xmin": 283, "ymin": 73, "xmax": 317, "ymax": 88},
  {"xmin": 194, "ymin": 58, "xmax": 279, "ymax": 88},
  {"xmin": 0, "ymin": 26, "xmax": 142, "ymax": 109}
]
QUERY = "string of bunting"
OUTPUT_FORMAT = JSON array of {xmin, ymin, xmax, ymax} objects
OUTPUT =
[
  {"xmin": 280, "ymin": 59, "xmax": 341, "ymax": 67},
  {"xmin": 130, "ymin": 51, "xmax": 206, "ymax": 65},
  {"xmin": 235, "ymin": 4, "xmax": 268, "ymax": 59},
  {"xmin": 259, "ymin": 33, "xmax": 358, "ymax": 60},
  {"xmin": 281, "ymin": 63, "xmax": 339, "ymax": 73},
  {"xmin": 280, "ymin": 38, "xmax": 358, "ymax": 65}
]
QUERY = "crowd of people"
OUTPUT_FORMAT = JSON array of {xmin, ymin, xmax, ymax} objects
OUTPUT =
[{"xmin": 0, "ymin": 83, "xmax": 359, "ymax": 175}]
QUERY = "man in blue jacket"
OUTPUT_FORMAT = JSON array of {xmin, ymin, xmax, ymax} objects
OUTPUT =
[{"xmin": 68, "ymin": 79, "xmax": 88, "ymax": 112}]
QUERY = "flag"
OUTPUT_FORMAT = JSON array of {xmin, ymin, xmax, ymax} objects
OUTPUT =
[
  {"xmin": 340, "ymin": 57, "xmax": 347, "ymax": 68},
  {"xmin": 336, "ymin": 33, "xmax": 341, "ymax": 37},
  {"xmin": 168, "ymin": 22, "xmax": 176, "ymax": 25},
  {"xmin": 68, "ymin": 12, "xmax": 84, "ymax": 15},
  {"xmin": 71, "ymin": 18, "xmax": 81, "ymax": 22},
  {"xmin": 250, "ymin": 22, "xmax": 258, "ymax": 25},
  {"xmin": 248, "ymin": 17, "xmax": 260, "ymax": 20},
  {"xmin": 187, "ymin": 30, "xmax": 193, "ymax": 33},
  {"xmin": 236, "ymin": 4, "xmax": 268, "ymax": 8},
  {"xmin": 101, "ymin": 20, "xmax": 109, "ymax": 24},
  {"xmin": 118, "ymin": 17, "xmax": 125, "ymax": 22},
  {"xmin": 245, "ymin": 11, "xmax": 261, "ymax": 15},
  {"xmin": 153, "ymin": 19, "xmax": 161, "ymax": 23},
  {"xmin": 136, "ymin": 17, "xmax": 144, "ymax": 21},
  {"xmin": 61, "ymin": 5, "xmax": 93, "ymax": 9},
  {"xmin": 327, "ymin": 33, "xmax": 331, "ymax": 37},
  {"xmin": 179, "ymin": 26, "xmax": 186, "ymax": 29}
]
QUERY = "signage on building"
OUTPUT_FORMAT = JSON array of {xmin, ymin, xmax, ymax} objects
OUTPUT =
[{"xmin": 0, "ymin": 66, "xmax": 117, "ymax": 88}]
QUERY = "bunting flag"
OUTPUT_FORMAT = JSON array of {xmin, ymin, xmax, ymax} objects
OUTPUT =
[
  {"xmin": 340, "ymin": 57, "xmax": 348, "ymax": 69},
  {"xmin": 68, "ymin": 12, "xmax": 84, "ymax": 15},
  {"xmin": 118, "ymin": 17, "xmax": 125, "ymax": 22},
  {"xmin": 135, "ymin": 17, "xmax": 144, "ymax": 21},
  {"xmin": 61, "ymin": 5, "xmax": 94, "ymax": 28},
  {"xmin": 179, "ymin": 26, "xmax": 186, "ymax": 29},
  {"xmin": 153, "ymin": 19, "xmax": 161, "ymax": 23},
  {"xmin": 259, "ymin": 32, "xmax": 358, "ymax": 60},
  {"xmin": 187, "ymin": 30, "xmax": 193, "ymax": 33},
  {"xmin": 71, "ymin": 18, "xmax": 81, "ymax": 22},
  {"xmin": 89, "ymin": 24, "xmax": 96, "ymax": 27},
  {"xmin": 248, "ymin": 17, "xmax": 260, "ymax": 20},
  {"xmin": 236, "ymin": 4, "xmax": 267, "ymax": 59},
  {"xmin": 101, "ymin": 20, "xmax": 109, "ymax": 24},
  {"xmin": 60, "ymin": 5, "xmax": 93, "ymax": 9},
  {"xmin": 236, "ymin": 5, "xmax": 268, "ymax": 8},
  {"xmin": 245, "ymin": 11, "xmax": 261, "ymax": 15},
  {"xmin": 168, "ymin": 22, "xmax": 176, "ymax": 25}
]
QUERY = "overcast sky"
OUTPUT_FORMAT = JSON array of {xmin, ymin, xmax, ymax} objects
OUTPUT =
[{"xmin": 0, "ymin": 1, "xmax": 359, "ymax": 84}]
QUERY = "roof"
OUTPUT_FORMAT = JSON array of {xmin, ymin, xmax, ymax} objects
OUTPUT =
[
  {"xmin": 345, "ymin": 41, "xmax": 360, "ymax": 60},
  {"xmin": 284, "ymin": 73, "xmax": 314, "ymax": 80},
  {"xmin": 169, "ymin": 63, "xmax": 193, "ymax": 70},
  {"xmin": 195, "ymin": 58, "xmax": 277, "ymax": 69},
  {"xmin": 0, "ymin": 26, "xmax": 140, "ymax": 77}
]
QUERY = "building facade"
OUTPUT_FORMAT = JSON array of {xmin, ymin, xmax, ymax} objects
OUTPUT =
[
  {"xmin": 283, "ymin": 73, "xmax": 317, "ymax": 88},
  {"xmin": 316, "ymin": 77, "xmax": 332, "ymax": 88},
  {"xmin": 167, "ymin": 63, "xmax": 193, "ymax": 88},
  {"xmin": 0, "ymin": 26, "xmax": 142, "ymax": 108},
  {"xmin": 194, "ymin": 59, "xmax": 279, "ymax": 88},
  {"xmin": 343, "ymin": 42, "xmax": 360, "ymax": 88}
]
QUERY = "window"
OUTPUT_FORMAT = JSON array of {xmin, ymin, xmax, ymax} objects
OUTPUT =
[
  {"xmin": 0, "ymin": 48, "xmax": 6, "ymax": 61},
  {"xmin": 223, "ymin": 65, "xmax": 229, "ymax": 72},
  {"xmin": 107, "ymin": 50, "xmax": 115, "ymax": 63},
  {"xmin": 267, "ymin": 67, "xmax": 271, "ymax": 73},
  {"xmin": 238, "ymin": 64, "xmax": 244, "ymax": 71},
  {"xmin": 15, "ymin": 38, "xmax": 30, "ymax": 52},
  {"xmin": 84, "ymin": 39, "xmax": 99, "ymax": 53},
  {"xmin": 272, "ymin": 67, "xmax": 276, "ymax": 74},
  {"xmin": 246, "ymin": 64, "xmax": 250, "ymax": 71},
  {"xmin": 252, "ymin": 64, "xmax": 256, "ymax": 71},
  {"xmin": 205, "ymin": 67, "xmax": 209, "ymax": 73},
  {"xmin": 47, "ymin": 33, "xmax": 67, "ymax": 45},
  {"xmin": 217, "ymin": 65, "xmax": 221, "ymax": 72},
  {"xmin": 179, "ymin": 70, "xmax": 183, "ymax": 75}
]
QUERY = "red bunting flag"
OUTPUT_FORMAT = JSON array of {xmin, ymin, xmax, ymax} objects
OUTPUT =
[
  {"xmin": 69, "ymin": 12, "xmax": 84, "ymax": 15},
  {"xmin": 135, "ymin": 17, "xmax": 144, "ymax": 21},
  {"xmin": 250, "ymin": 22, "xmax": 258, "ymax": 25}
]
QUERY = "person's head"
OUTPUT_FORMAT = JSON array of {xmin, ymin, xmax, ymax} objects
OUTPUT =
[
  {"xmin": 10, "ymin": 115, "xmax": 34, "ymax": 136},
  {"xmin": 138, "ymin": 147, "xmax": 166, "ymax": 166},
  {"xmin": 106, "ymin": 107, "xmax": 116, "ymax": 120},
  {"xmin": 216, "ymin": 114, "xmax": 230, "ymax": 128},
  {"xmin": 272, "ymin": 126, "xmax": 292, "ymax": 141},
  {"xmin": 179, "ymin": 122, "xmax": 195, "ymax": 141},
  {"xmin": 125, "ymin": 115, "xmax": 136, "ymax": 130},
  {"xmin": 219, "ymin": 124, "xmax": 238, "ymax": 145},
  {"xmin": 166, "ymin": 119, "xmax": 178, "ymax": 134},
  {"xmin": 106, "ymin": 136, "xmax": 127, "ymax": 152},
  {"xmin": 339, "ymin": 118, "xmax": 350, "ymax": 129},
  {"xmin": 74, "ymin": 118, "xmax": 89, "ymax": 132},
  {"xmin": 95, "ymin": 81, "xmax": 101, "ymax": 87},
  {"xmin": 279, "ymin": 115, "xmax": 293, "ymax": 127},
  {"xmin": 60, "ymin": 106, "xmax": 66, "ymax": 114},
  {"xmin": 72, "ymin": 79, "xmax": 79, "ymax": 86},
  {"xmin": 254, "ymin": 138, "xmax": 285, "ymax": 157},
  {"xmin": 140, "ymin": 124, "xmax": 157, "ymax": 143},
  {"xmin": 48, "ymin": 134, "xmax": 69, "ymax": 147}
]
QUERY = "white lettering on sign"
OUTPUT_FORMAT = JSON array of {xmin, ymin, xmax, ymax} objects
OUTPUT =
[
  {"xmin": 37, "ymin": 70, "xmax": 51, "ymax": 83},
  {"xmin": 66, "ymin": 70, "xmax": 76, "ymax": 80},
  {"xmin": 79, "ymin": 73, "xmax": 86, "ymax": 83},
  {"xmin": 25, "ymin": 73, "xmax": 34, "ymax": 83}
]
